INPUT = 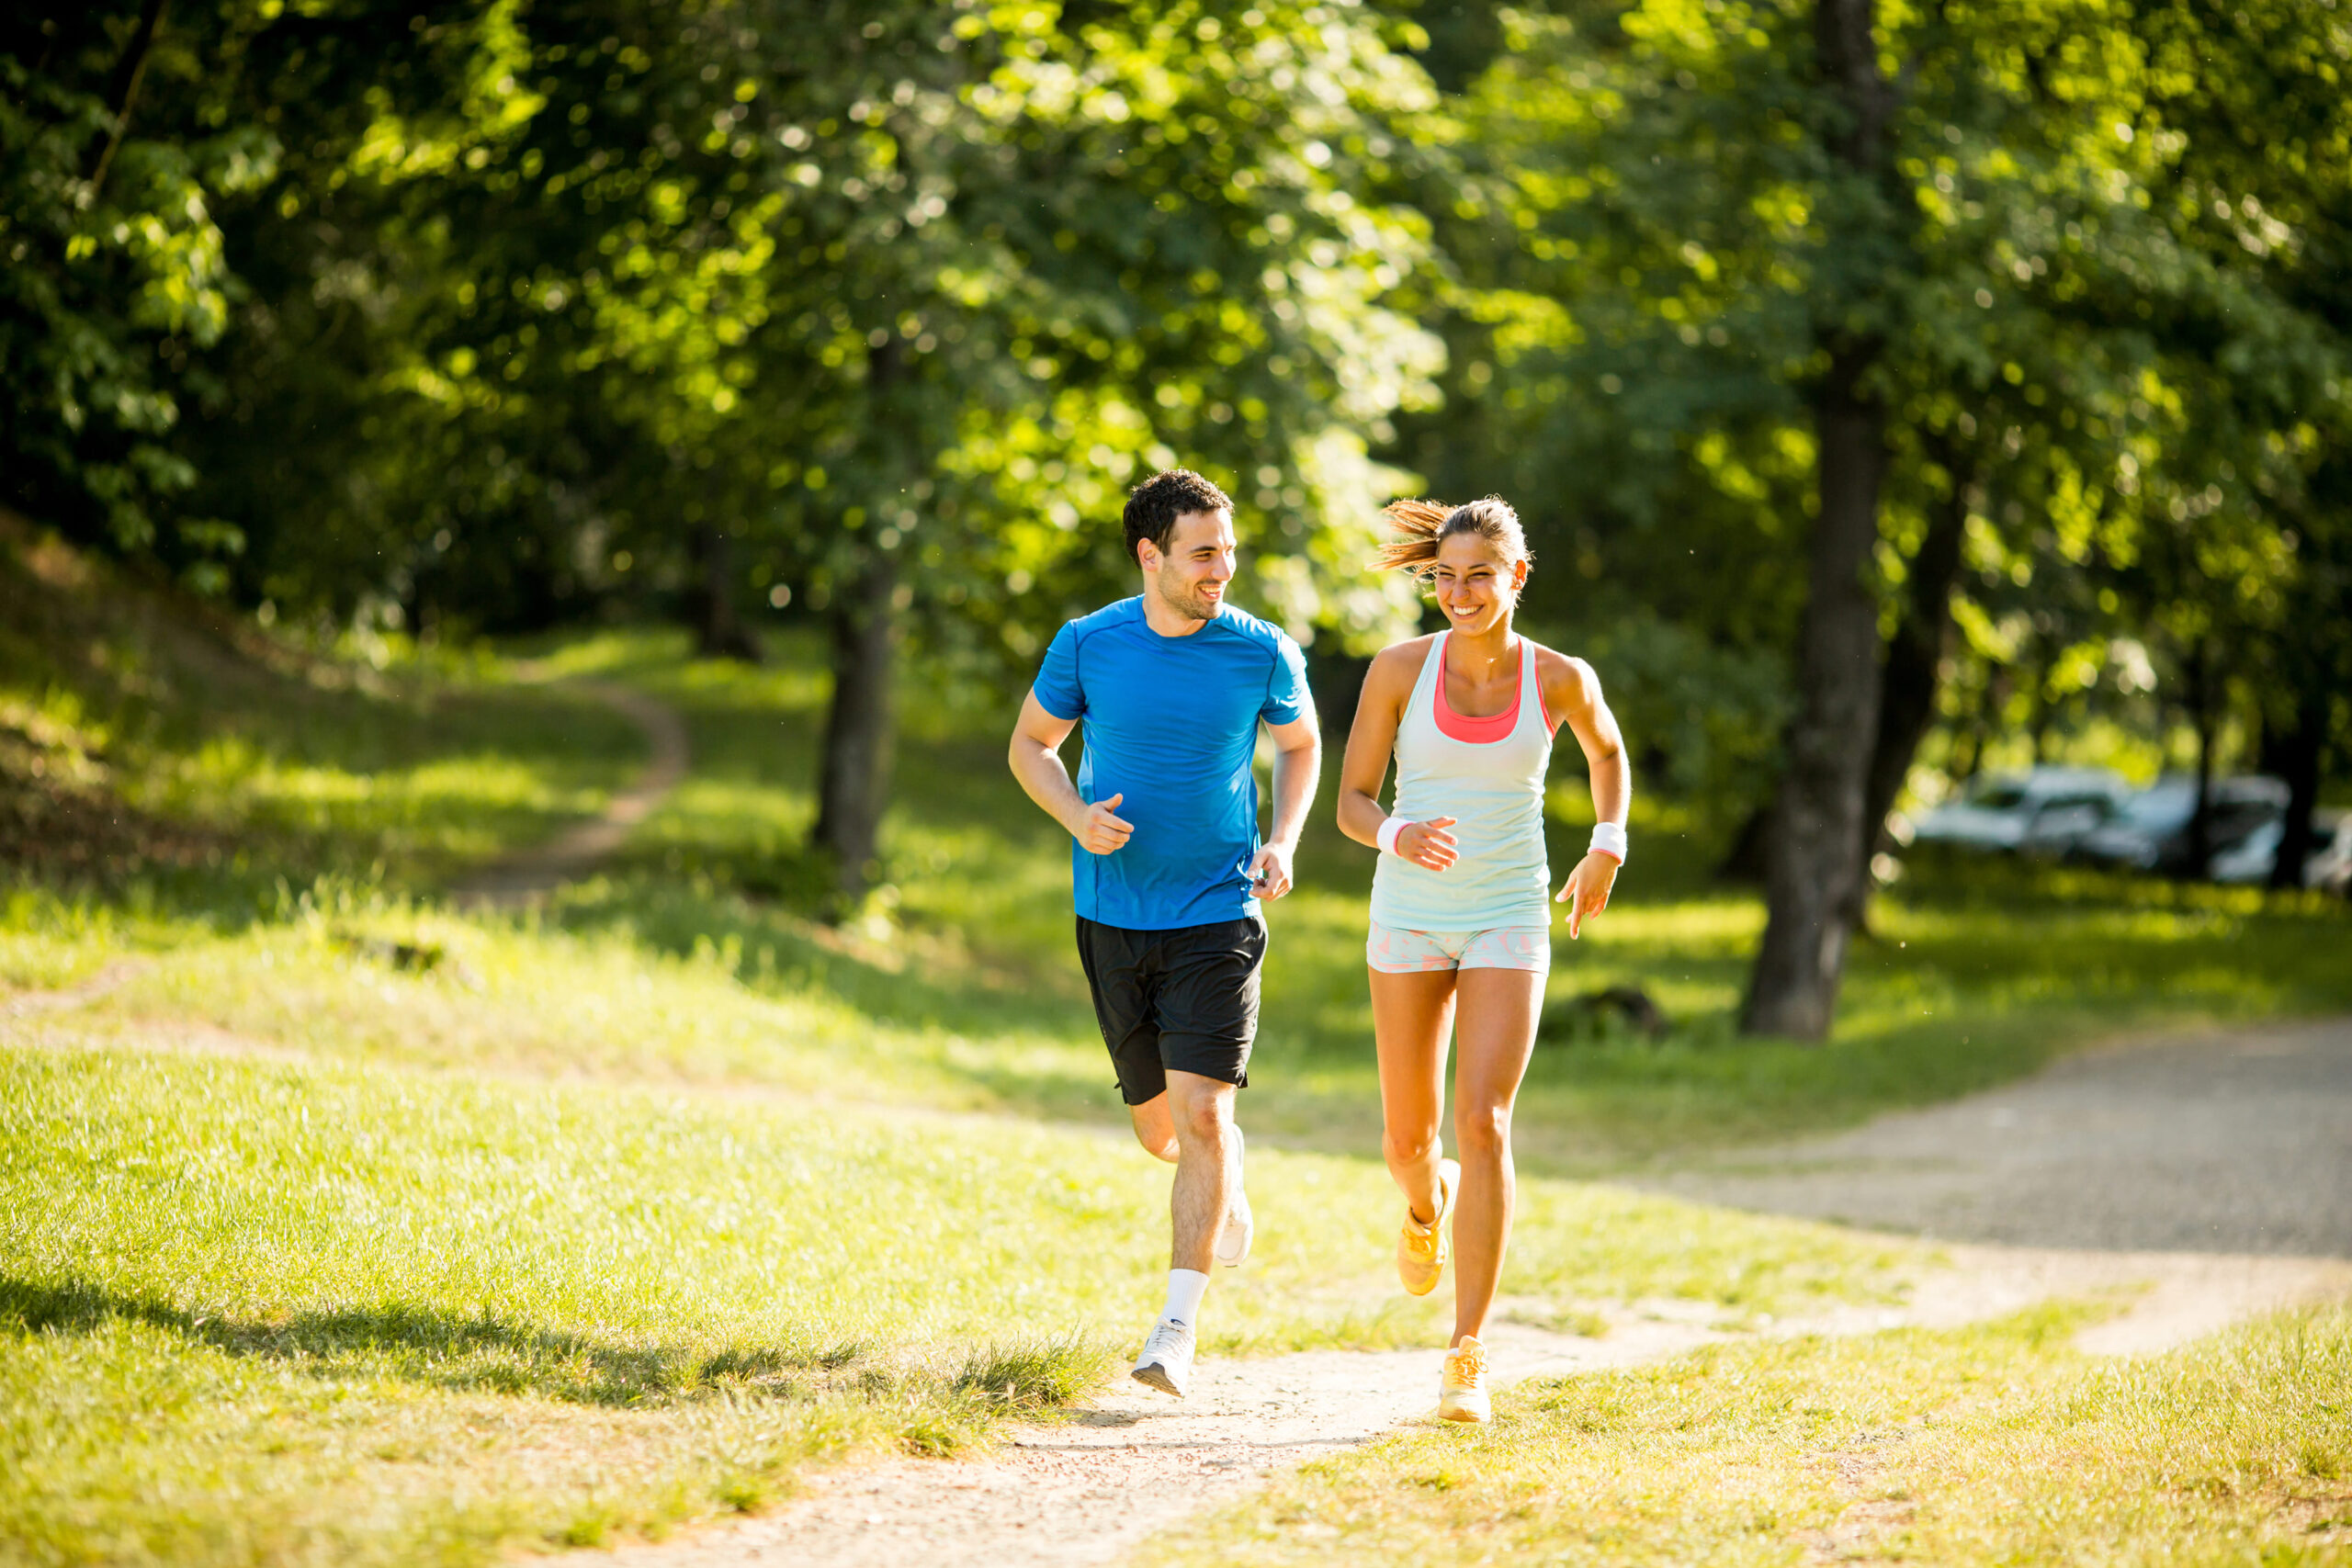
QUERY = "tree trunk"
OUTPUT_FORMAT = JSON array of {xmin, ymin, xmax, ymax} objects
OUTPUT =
[
  {"xmin": 1742, "ymin": 344, "xmax": 1889, "ymax": 1039},
  {"xmin": 85, "ymin": 0, "xmax": 171, "ymax": 196},
  {"xmin": 812, "ymin": 547, "xmax": 899, "ymax": 901},
  {"xmin": 1842, "ymin": 445, "xmax": 1973, "ymax": 929},
  {"xmin": 2026, "ymin": 630, "xmax": 2063, "ymax": 762},
  {"xmin": 811, "ymin": 336, "xmax": 908, "ymax": 905},
  {"xmin": 2185, "ymin": 641, "xmax": 2215, "ymax": 878},
  {"xmin": 2266, "ymin": 683, "xmax": 2326, "ymax": 891},
  {"xmin": 1947, "ymin": 674, "xmax": 1985, "ymax": 784},
  {"xmin": 1740, "ymin": 0, "xmax": 1895, "ymax": 1041},
  {"xmin": 688, "ymin": 524, "xmax": 763, "ymax": 661},
  {"xmin": 1956, "ymin": 663, "xmax": 2009, "ymax": 783}
]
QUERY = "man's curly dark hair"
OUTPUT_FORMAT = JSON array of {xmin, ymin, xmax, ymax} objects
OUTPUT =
[{"xmin": 1122, "ymin": 468, "xmax": 1232, "ymax": 566}]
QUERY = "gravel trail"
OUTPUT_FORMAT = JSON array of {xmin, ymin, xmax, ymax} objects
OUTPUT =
[
  {"xmin": 580, "ymin": 1319, "xmax": 1725, "ymax": 1568},
  {"xmin": 1635, "ymin": 1016, "xmax": 2352, "ymax": 1256},
  {"xmin": 577, "ymin": 1244, "xmax": 2350, "ymax": 1568},
  {"xmin": 579, "ymin": 1017, "xmax": 2352, "ymax": 1568}
]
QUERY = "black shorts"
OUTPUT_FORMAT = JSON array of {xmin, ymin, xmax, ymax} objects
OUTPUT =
[{"xmin": 1075, "ymin": 915, "xmax": 1266, "ymax": 1106}]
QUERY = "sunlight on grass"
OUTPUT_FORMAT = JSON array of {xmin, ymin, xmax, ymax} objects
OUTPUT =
[
  {"xmin": 143, "ymin": 739, "xmax": 617, "ymax": 861},
  {"xmin": 6, "ymin": 561, "xmax": 2349, "ymax": 1565},
  {"xmin": 0, "ymin": 1038, "xmax": 1901, "ymax": 1562},
  {"xmin": 1140, "ymin": 1303, "xmax": 2352, "ymax": 1568}
]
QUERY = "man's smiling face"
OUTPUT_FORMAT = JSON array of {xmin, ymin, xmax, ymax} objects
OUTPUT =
[{"xmin": 1146, "ymin": 509, "xmax": 1238, "ymax": 622}]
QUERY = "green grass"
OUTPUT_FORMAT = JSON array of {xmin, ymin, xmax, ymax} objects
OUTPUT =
[
  {"xmin": 1139, "ymin": 1301, "xmax": 2352, "ymax": 1567},
  {"xmin": 0, "ymin": 544, "xmax": 1900, "ymax": 1560},
  {"xmin": 4, "ymin": 525, "xmax": 2348, "ymax": 1562},
  {"xmin": 0, "ymin": 516, "xmax": 645, "ymax": 927},
  {"xmin": 0, "ymin": 1051, "xmax": 1119, "ymax": 1566},
  {"xmin": 416, "ymin": 624, "xmax": 2352, "ymax": 1174},
  {"xmin": 1, "ymin": 1026, "xmax": 1895, "ymax": 1564}
]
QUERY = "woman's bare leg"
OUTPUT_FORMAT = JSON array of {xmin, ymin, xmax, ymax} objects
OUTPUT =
[
  {"xmin": 1370, "ymin": 968, "xmax": 1458, "ymax": 1224},
  {"xmin": 1447, "ymin": 965, "xmax": 1544, "ymax": 1345}
]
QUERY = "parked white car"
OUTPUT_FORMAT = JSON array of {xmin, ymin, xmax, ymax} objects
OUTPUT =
[
  {"xmin": 2211, "ymin": 819, "xmax": 2283, "ymax": 884},
  {"xmin": 2307, "ymin": 812, "xmax": 2352, "ymax": 896},
  {"xmin": 1909, "ymin": 767, "xmax": 2133, "ymax": 856},
  {"xmin": 2077, "ymin": 773, "xmax": 2289, "ymax": 877},
  {"xmin": 2213, "ymin": 808, "xmax": 2352, "ymax": 890}
]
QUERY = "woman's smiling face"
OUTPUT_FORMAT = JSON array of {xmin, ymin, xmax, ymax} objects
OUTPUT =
[{"xmin": 1430, "ymin": 531, "xmax": 1528, "ymax": 636}]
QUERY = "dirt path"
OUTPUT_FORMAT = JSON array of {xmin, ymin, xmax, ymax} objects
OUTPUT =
[
  {"xmin": 1635, "ymin": 1015, "xmax": 2352, "ymax": 1257},
  {"xmin": 2, "ymin": 683, "xmax": 682, "ymax": 1021},
  {"xmin": 577, "ymin": 1246, "xmax": 2349, "ymax": 1568},
  {"xmin": 577, "ymin": 1019, "xmax": 2352, "ymax": 1568},
  {"xmin": 584, "ymin": 1319, "xmax": 1730, "ymax": 1568},
  {"xmin": 0, "ymin": 959, "xmax": 148, "ymax": 1021},
  {"xmin": 13, "ymin": 733, "xmax": 2344, "ymax": 1568},
  {"xmin": 450, "ymin": 682, "xmax": 689, "ymax": 907}
]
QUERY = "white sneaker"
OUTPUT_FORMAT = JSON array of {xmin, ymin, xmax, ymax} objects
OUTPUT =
[
  {"xmin": 1131, "ymin": 1316, "xmax": 1196, "ymax": 1397},
  {"xmin": 1215, "ymin": 1127, "xmax": 1252, "ymax": 1268}
]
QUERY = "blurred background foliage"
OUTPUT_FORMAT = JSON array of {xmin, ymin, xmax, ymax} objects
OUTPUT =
[{"xmin": 6, "ymin": 0, "xmax": 2349, "ymax": 961}]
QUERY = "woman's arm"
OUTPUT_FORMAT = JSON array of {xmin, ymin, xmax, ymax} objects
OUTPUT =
[
  {"xmin": 1540, "ymin": 649, "xmax": 1630, "ymax": 936},
  {"xmin": 1544, "ymin": 651, "xmax": 1629, "ymax": 827},
  {"xmin": 1338, "ymin": 641, "xmax": 1457, "ymax": 871}
]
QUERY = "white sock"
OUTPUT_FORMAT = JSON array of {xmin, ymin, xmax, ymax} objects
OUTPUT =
[{"xmin": 1162, "ymin": 1268, "xmax": 1210, "ymax": 1327}]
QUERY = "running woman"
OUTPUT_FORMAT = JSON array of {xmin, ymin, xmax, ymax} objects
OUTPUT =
[
  {"xmin": 1008, "ymin": 468, "xmax": 1320, "ymax": 1398},
  {"xmin": 1335, "ymin": 498, "xmax": 1629, "ymax": 1424}
]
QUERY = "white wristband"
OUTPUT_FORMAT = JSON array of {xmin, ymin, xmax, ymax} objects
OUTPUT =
[
  {"xmin": 1375, "ymin": 817, "xmax": 1408, "ymax": 857},
  {"xmin": 1589, "ymin": 822, "xmax": 1627, "ymax": 864}
]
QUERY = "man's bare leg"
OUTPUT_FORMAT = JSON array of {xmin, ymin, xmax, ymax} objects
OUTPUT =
[
  {"xmin": 1136, "ymin": 1078, "xmax": 1249, "ymax": 1261},
  {"xmin": 1128, "ymin": 1095, "xmax": 1179, "ymax": 1164},
  {"xmin": 1129, "ymin": 1070, "xmax": 1237, "ymax": 1396},
  {"xmin": 1164, "ymin": 1068, "xmax": 1234, "ymax": 1274}
]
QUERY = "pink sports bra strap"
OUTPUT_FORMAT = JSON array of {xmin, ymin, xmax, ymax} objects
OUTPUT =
[{"xmin": 1433, "ymin": 638, "xmax": 1556, "ymax": 743}]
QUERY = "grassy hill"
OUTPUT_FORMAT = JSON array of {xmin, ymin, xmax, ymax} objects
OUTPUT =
[
  {"xmin": 4, "ymin": 515, "xmax": 2347, "ymax": 1564},
  {"xmin": 0, "ymin": 522, "xmax": 1897, "ymax": 1563}
]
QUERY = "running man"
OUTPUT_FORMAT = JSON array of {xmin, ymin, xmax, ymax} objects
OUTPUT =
[
  {"xmin": 1336, "ymin": 497, "xmax": 1629, "ymax": 1423},
  {"xmin": 1008, "ymin": 468, "xmax": 1320, "ymax": 1397}
]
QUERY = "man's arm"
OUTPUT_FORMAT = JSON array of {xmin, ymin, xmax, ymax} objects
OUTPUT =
[
  {"xmin": 1248, "ymin": 713, "xmax": 1320, "ymax": 900},
  {"xmin": 1009, "ymin": 690, "xmax": 1133, "ymax": 853}
]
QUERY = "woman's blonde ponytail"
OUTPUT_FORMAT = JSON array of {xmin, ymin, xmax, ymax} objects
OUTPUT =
[{"xmin": 1374, "ymin": 497, "xmax": 1532, "ymax": 576}]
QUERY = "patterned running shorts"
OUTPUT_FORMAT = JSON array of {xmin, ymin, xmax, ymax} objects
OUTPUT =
[{"xmin": 1366, "ymin": 919, "xmax": 1552, "ymax": 975}]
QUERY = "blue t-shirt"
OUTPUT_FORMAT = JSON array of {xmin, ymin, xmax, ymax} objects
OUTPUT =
[{"xmin": 1032, "ymin": 598, "xmax": 1310, "ymax": 931}]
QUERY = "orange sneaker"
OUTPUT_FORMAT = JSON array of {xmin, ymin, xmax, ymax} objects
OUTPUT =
[
  {"xmin": 1396, "ymin": 1157, "xmax": 1459, "ymax": 1297},
  {"xmin": 1439, "ymin": 1336, "xmax": 1490, "ymax": 1424}
]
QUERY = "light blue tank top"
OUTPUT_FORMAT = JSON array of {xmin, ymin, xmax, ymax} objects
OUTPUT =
[{"xmin": 1371, "ymin": 632, "xmax": 1556, "ymax": 931}]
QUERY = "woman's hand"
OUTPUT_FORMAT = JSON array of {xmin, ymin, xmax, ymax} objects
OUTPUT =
[
  {"xmin": 1396, "ymin": 817, "xmax": 1459, "ymax": 872},
  {"xmin": 1555, "ymin": 851, "xmax": 1618, "ymax": 938}
]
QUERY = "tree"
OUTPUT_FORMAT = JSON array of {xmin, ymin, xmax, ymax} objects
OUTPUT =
[
  {"xmin": 19, "ymin": 1, "xmax": 1439, "ymax": 903},
  {"xmin": 2131, "ymin": 0, "xmax": 2352, "ymax": 885},
  {"xmin": 1, "ymin": 4, "xmax": 278, "ymax": 587},
  {"xmin": 1739, "ymin": 0, "xmax": 1899, "ymax": 1038},
  {"xmin": 337, "ymin": 0, "xmax": 1442, "ymax": 897},
  {"xmin": 1391, "ymin": 0, "xmax": 2346, "ymax": 1033}
]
